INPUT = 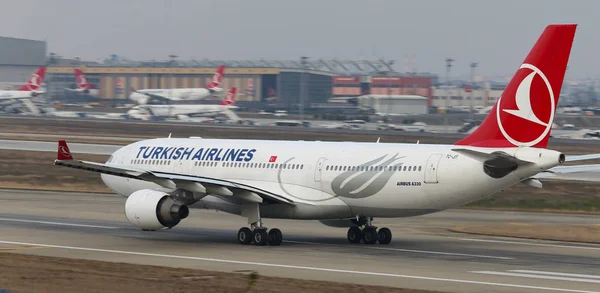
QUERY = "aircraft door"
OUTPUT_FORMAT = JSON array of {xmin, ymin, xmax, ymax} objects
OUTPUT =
[
  {"xmin": 314, "ymin": 157, "xmax": 327, "ymax": 182},
  {"xmin": 424, "ymin": 154, "xmax": 442, "ymax": 184}
]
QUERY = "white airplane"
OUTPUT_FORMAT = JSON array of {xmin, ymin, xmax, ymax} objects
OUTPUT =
[
  {"xmin": 64, "ymin": 68, "xmax": 99, "ymax": 97},
  {"xmin": 129, "ymin": 65, "xmax": 226, "ymax": 105},
  {"xmin": 0, "ymin": 67, "xmax": 46, "ymax": 100},
  {"xmin": 54, "ymin": 24, "xmax": 600, "ymax": 247},
  {"xmin": 127, "ymin": 87, "xmax": 238, "ymax": 120}
]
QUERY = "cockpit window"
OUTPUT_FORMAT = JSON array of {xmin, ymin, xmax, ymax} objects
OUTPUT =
[{"xmin": 107, "ymin": 155, "xmax": 114, "ymax": 163}]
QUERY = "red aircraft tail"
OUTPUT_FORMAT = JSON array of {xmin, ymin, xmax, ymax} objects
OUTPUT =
[
  {"xmin": 74, "ymin": 68, "xmax": 95, "ymax": 89},
  {"xmin": 220, "ymin": 87, "xmax": 236, "ymax": 106},
  {"xmin": 455, "ymin": 24, "xmax": 577, "ymax": 148},
  {"xmin": 206, "ymin": 65, "xmax": 225, "ymax": 89},
  {"xmin": 57, "ymin": 140, "xmax": 73, "ymax": 161},
  {"xmin": 18, "ymin": 67, "xmax": 46, "ymax": 91}
]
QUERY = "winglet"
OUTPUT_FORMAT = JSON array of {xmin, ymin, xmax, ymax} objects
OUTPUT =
[{"xmin": 57, "ymin": 140, "xmax": 73, "ymax": 160}]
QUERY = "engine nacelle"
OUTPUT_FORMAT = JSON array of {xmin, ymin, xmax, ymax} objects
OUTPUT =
[{"xmin": 125, "ymin": 189, "xmax": 189, "ymax": 230}]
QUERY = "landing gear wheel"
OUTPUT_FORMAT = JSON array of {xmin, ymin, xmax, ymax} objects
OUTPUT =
[
  {"xmin": 237, "ymin": 227, "xmax": 252, "ymax": 245},
  {"xmin": 347, "ymin": 227, "xmax": 362, "ymax": 244},
  {"xmin": 253, "ymin": 229, "xmax": 268, "ymax": 246},
  {"xmin": 362, "ymin": 227, "xmax": 378, "ymax": 244},
  {"xmin": 377, "ymin": 227, "xmax": 392, "ymax": 245},
  {"xmin": 268, "ymin": 228, "xmax": 283, "ymax": 246}
]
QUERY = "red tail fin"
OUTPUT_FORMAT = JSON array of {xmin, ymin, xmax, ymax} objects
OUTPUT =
[
  {"xmin": 206, "ymin": 65, "xmax": 225, "ymax": 89},
  {"xmin": 455, "ymin": 24, "xmax": 576, "ymax": 148},
  {"xmin": 74, "ymin": 68, "xmax": 94, "ymax": 89},
  {"xmin": 57, "ymin": 140, "xmax": 73, "ymax": 161},
  {"xmin": 220, "ymin": 87, "xmax": 236, "ymax": 106},
  {"xmin": 18, "ymin": 67, "xmax": 46, "ymax": 91}
]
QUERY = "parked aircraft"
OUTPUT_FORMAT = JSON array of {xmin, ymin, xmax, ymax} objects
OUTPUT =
[{"xmin": 129, "ymin": 65, "xmax": 225, "ymax": 105}]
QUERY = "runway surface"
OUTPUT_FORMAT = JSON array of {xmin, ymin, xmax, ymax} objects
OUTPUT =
[
  {"xmin": 0, "ymin": 189, "xmax": 598, "ymax": 293},
  {"xmin": 2, "ymin": 114, "xmax": 597, "ymax": 145}
]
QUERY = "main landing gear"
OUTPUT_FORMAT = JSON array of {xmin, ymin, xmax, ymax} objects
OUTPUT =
[
  {"xmin": 236, "ymin": 203, "xmax": 282, "ymax": 246},
  {"xmin": 347, "ymin": 216, "xmax": 392, "ymax": 245}
]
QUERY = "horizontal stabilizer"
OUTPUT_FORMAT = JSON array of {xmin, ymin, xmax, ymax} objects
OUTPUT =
[
  {"xmin": 565, "ymin": 153, "xmax": 600, "ymax": 162},
  {"xmin": 534, "ymin": 164, "xmax": 600, "ymax": 182},
  {"xmin": 451, "ymin": 148, "xmax": 533, "ymax": 165}
]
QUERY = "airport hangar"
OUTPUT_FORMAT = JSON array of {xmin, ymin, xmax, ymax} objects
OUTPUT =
[
  {"xmin": 0, "ymin": 35, "xmax": 438, "ymax": 114},
  {"xmin": 0, "ymin": 36, "xmax": 46, "ymax": 89},
  {"xmin": 45, "ymin": 59, "xmax": 436, "ymax": 113}
]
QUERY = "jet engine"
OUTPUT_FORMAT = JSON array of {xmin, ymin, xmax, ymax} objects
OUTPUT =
[{"xmin": 125, "ymin": 189, "xmax": 189, "ymax": 230}]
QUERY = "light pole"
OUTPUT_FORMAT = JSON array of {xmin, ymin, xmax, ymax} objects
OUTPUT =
[
  {"xmin": 385, "ymin": 60, "xmax": 395, "ymax": 122},
  {"xmin": 168, "ymin": 54, "xmax": 177, "ymax": 103},
  {"xmin": 445, "ymin": 58, "xmax": 454, "ymax": 129},
  {"xmin": 300, "ymin": 56, "xmax": 309, "ymax": 121},
  {"xmin": 469, "ymin": 62, "xmax": 478, "ymax": 120}
]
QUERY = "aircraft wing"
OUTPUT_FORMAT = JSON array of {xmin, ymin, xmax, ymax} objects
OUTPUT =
[{"xmin": 53, "ymin": 141, "xmax": 295, "ymax": 205}]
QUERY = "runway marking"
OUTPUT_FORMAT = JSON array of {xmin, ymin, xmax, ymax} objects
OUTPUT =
[
  {"xmin": 508, "ymin": 222, "xmax": 533, "ymax": 226},
  {"xmin": 284, "ymin": 240, "xmax": 514, "ymax": 260},
  {"xmin": 0, "ymin": 246, "xmax": 46, "ymax": 251},
  {"xmin": 460, "ymin": 238, "xmax": 600, "ymax": 251},
  {"xmin": 472, "ymin": 271, "xmax": 600, "ymax": 284},
  {"xmin": 0, "ymin": 240, "xmax": 597, "ymax": 293},
  {"xmin": 509, "ymin": 270, "xmax": 600, "ymax": 280},
  {"xmin": 0, "ymin": 217, "xmax": 119, "ymax": 229}
]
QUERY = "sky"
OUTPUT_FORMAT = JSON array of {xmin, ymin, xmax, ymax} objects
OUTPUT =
[{"xmin": 0, "ymin": 0, "xmax": 598, "ymax": 79}]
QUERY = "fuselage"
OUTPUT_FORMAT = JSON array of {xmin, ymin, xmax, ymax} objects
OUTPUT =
[
  {"xmin": 101, "ymin": 138, "xmax": 561, "ymax": 220},
  {"xmin": 0, "ymin": 90, "xmax": 36, "ymax": 100},
  {"xmin": 129, "ymin": 88, "xmax": 222, "ymax": 104},
  {"xmin": 66, "ymin": 87, "xmax": 99, "ymax": 97},
  {"xmin": 127, "ymin": 104, "xmax": 237, "ymax": 119}
]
